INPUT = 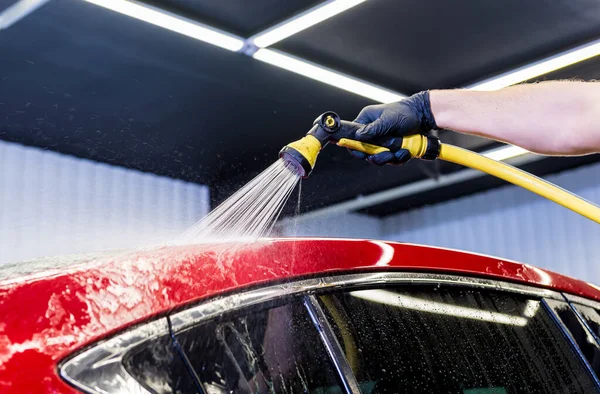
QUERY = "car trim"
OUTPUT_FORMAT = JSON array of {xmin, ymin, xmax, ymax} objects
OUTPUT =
[
  {"xmin": 60, "ymin": 318, "xmax": 170, "ymax": 394},
  {"xmin": 565, "ymin": 293, "xmax": 600, "ymax": 310},
  {"xmin": 304, "ymin": 295, "xmax": 362, "ymax": 393},
  {"xmin": 169, "ymin": 272, "xmax": 563, "ymax": 331},
  {"xmin": 564, "ymin": 294, "xmax": 600, "ymax": 349},
  {"xmin": 60, "ymin": 272, "xmax": 565, "ymax": 394}
]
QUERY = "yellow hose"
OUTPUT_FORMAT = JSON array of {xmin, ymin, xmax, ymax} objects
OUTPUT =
[
  {"xmin": 322, "ymin": 135, "xmax": 600, "ymax": 224},
  {"xmin": 439, "ymin": 144, "xmax": 600, "ymax": 224}
]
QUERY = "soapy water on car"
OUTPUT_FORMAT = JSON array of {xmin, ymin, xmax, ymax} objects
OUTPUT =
[{"xmin": 177, "ymin": 158, "xmax": 302, "ymax": 243}]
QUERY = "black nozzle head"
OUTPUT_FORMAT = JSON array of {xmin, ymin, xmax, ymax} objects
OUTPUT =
[
  {"xmin": 315, "ymin": 111, "xmax": 341, "ymax": 133},
  {"xmin": 279, "ymin": 146, "xmax": 311, "ymax": 178}
]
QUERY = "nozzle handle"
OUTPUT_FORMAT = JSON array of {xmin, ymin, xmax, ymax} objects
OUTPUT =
[
  {"xmin": 337, "ymin": 138, "xmax": 390, "ymax": 155},
  {"xmin": 337, "ymin": 135, "xmax": 441, "ymax": 160}
]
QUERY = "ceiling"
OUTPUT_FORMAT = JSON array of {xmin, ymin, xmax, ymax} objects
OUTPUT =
[{"xmin": 1, "ymin": 0, "xmax": 599, "ymax": 217}]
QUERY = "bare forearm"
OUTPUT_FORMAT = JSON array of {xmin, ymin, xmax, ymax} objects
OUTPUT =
[{"xmin": 430, "ymin": 82, "xmax": 600, "ymax": 155}]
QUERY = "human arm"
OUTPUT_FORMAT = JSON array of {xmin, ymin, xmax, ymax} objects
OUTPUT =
[
  {"xmin": 350, "ymin": 81, "xmax": 600, "ymax": 164},
  {"xmin": 431, "ymin": 82, "xmax": 600, "ymax": 155}
]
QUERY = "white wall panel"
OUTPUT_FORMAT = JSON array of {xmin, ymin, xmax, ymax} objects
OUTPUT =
[
  {"xmin": 0, "ymin": 140, "xmax": 210, "ymax": 263},
  {"xmin": 280, "ymin": 212, "xmax": 383, "ymax": 239},
  {"xmin": 382, "ymin": 161, "xmax": 600, "ymax": 283}
]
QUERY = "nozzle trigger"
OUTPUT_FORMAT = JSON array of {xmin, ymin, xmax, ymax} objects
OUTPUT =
[{"xmin": 337, "ymin": 138, "xmax": 390, "ymax": 155}]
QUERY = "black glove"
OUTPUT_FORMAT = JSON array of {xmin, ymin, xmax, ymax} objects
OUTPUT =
[
  {"xmin": 348, "ymin": 91, "xmax": 438, "ymax": 166},
  {"xmin": 347, "ymin": 137, "xmax": 412, "ymax": 166}
]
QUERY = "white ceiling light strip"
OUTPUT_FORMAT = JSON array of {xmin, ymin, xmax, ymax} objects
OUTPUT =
[
  {"xmin": 81, "ymin": 0, "xmax": 244, "ymax": 52},
  {"xmin": 0, "ymin": 0, "xmax": 50, "ymax": 30},
  {"xmin": 469, "ymin": 38, "xmax": 600, "ymax": 91},
  {"xmin": 254, "ymin": 48, "xmax": 405, "ymax": 102},
  {"xmin": 251, "ymin": 0, "xmax": 368, "ymax": 48}
]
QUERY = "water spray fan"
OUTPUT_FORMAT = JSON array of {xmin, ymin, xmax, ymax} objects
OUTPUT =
[{"xmin": 280, "ymin": 111, "xmax": 600, "ymax": 225}]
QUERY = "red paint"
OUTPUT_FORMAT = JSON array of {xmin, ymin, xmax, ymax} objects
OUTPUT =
[{"xmin": 1, "ymin": 238, "xmax": 599, "ymax": 393}]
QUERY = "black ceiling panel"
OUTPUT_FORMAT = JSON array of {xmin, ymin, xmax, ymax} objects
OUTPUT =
[
  {"xmin": 2, "ymin": 0, "xmax": 600, "ymax": 218},
  {"xmin": 276, "ymin": 0, "xmax": 600, "ymax": 94},
  {"xmin": 0, "ymin": 0, "xmax": 16, "ymax": 11},
  {"xmin": 0, "ymin": 0, "xmax": 372, "ymax": 188},
  {"xmin": 139, "ymin": 0, "xmax": 322, "ymax": 36}
]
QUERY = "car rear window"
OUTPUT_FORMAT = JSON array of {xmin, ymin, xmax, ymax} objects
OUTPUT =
[
  {"xmin": 318, "ymin": 286, "xmax": 599, "ymax": 394},
  {"xmin": 121, "ymin": 285, "xmax": 600, "ymax": 394},
  {"xmin": 175, "ymin": 300, "xmax": 343, "ymax": 393},
  {"xmin": 123, "ymin": 332, "xmax": 200, "ymax": 394}
]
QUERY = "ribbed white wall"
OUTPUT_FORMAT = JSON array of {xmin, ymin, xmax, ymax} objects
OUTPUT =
[
  {"xmin": 280, "ymin": 212, "xmax": 383, "ymax": 239},
  {"xmin": 382, "ymin": 161, "xmax": 600, "ymax": 282},
  {"xmin": 0, "ymin": 140, "xmax": 210, "ymax": 263}
]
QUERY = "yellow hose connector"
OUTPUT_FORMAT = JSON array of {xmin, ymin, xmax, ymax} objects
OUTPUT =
[{"xmin": 401, "ymin": 134, "xmax": 430, "ymax": 158}]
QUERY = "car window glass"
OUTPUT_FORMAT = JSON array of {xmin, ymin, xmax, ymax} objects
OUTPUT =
[
  {"xmin": 546, "ymin": 299, "xmax": 600, "ymax": 376},
  {"xmin": 319, "ymin": 286, "xmax": 599, "ymax": 394},
  {"xmin": 175, "ymin": 300, "xmax": 343, "ymax": 394},
  {"xmin": 123, "ymin": 333, "xmax": 200, "ymax": 394},
  {"xmin": 572, "ymin": 303, "xmax": 600, "ymax": 341}
]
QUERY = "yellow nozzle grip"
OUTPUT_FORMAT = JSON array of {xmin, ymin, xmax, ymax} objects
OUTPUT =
[
  {"xmin": 338, "ymin": 134, "xmax": 429, "ymax": 159},
  {"xmin": 337, "ymin": 138, "xmax": 390, "ymax": 155},
  {"xmin": 286, "ymin": 135, "xmax": 322, "ymax": 168}
]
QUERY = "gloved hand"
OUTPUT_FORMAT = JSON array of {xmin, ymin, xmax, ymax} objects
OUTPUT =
[{"xmin": 348, "ymin": 91, "xmax": 438, "ymax": 166}]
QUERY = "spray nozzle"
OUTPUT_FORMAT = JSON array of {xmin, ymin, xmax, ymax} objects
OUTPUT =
[
  {"xmin": 279, "ymin": 111, "xmax": 343, "ymax": 178},
  {"xmin": 280, "ymin": 111, "xmax": 441, "ymax": 178}
]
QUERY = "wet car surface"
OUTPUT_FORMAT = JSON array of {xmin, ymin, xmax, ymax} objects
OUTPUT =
[{"xmin": 2, "ymin": 238, "xmax": 600, "ymax": 393}]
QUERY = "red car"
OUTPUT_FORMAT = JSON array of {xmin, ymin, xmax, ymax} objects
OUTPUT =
[{"xmin": 2, "ymin": 238, "xmax": 600, "ymax": 393}]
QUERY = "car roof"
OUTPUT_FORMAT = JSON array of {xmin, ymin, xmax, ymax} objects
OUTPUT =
[
  {"xmin": 0, "ymin": 249, "xmax": 129, "ymax": 282},
  {"xmin": 1, "ymin": 238, "xmax": 599, "ymax": 390}
]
